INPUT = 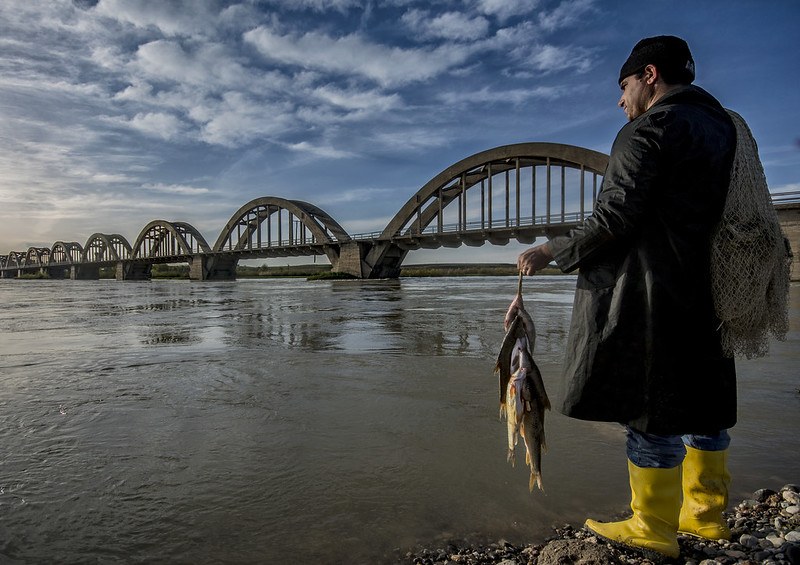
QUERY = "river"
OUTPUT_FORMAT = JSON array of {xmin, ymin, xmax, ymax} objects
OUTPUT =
[{"xmin": 0, "ymin": 276, "xmax": 797, "ymax": 564}]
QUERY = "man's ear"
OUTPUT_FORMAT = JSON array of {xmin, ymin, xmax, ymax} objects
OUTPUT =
[{"xmin": 642, "ymin": 63, "xmax": 659, "ymax": 85}]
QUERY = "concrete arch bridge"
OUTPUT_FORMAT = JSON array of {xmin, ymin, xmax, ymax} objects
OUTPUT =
[{"xmin": 13, "ymin": 142, "xmax": 794, "ymax": 280}]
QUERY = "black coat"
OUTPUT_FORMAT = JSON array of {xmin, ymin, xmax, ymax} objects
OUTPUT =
[{"xmin": 549, "ymin": 85, "xmax": 737, "ymax": 435}]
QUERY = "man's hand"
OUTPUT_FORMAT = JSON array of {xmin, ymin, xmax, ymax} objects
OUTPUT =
[{"xmin": 517, "ymin": 242, "xmax": 554, "ymax": 276}]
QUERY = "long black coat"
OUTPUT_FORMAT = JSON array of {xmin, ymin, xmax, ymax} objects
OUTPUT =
[{"xmin": 549, "ymin": 85, "xmax": 737, "ymax": 435}]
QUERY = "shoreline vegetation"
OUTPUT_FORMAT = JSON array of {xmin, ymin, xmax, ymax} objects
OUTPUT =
[{"xmin": 7, "ymin": 263, "xmax": 564, "ymax": 279}]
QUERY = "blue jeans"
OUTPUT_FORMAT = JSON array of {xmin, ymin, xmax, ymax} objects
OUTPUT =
[{"xmin": 626, "ymin": 427, "xmax": 731, "ymax": 469}]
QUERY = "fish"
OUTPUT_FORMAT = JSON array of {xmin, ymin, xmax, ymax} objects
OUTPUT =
[{"xmin": 495, "ymin": 272, "xmax": 550, "ymax": 492}]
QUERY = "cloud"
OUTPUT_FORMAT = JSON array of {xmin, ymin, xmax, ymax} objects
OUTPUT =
[
  {"xmin": 526, "ymin": 44, "xmax": 593, "ymax": 74},
  {"xmin": 92, "ymin": 0, "xmax": 221, "ymax": 37},
  {"xmin": 142, "ymin": 182, "xmax": 211, "ymax": 195},
  {"xmin": 284, "ymin": 141, "xmax": 355, "ymax": 160},
  {"xmin": 475, "ymin": 0, "xmax": 541, "ymax": 21},
  {"xmin": 538, "ymin": 0, "xmax": 597, "ymax": 31},
  {"xmin": 244, "ymin": 25, "xmax": 474, "ymax": 87},
  {"xmin": 255, "ymin": 0, "xmax": 362, "ymax": 12},
  {"xmin": 113, "ymin": 111, "xmax": 187, "ymax": 141},
  {"xmin": 438, "ymin": 84, "xmax": 565, "ymax": 106},
  {"xmin": 316, "ymin": 187, "xmax": 396, "ymax": 205},
  {"xmin": 312, "ymin": 85, "xmax": 402, "ymax": 113},
  {"xmin": 401, "ymin": 9, "xmax": 491, "ymax": 41}
]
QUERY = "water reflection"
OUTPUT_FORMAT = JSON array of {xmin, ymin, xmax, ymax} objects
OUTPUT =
[{"xmin": 0, "ymin": 277, "xmax": 795, "ymax": 565}]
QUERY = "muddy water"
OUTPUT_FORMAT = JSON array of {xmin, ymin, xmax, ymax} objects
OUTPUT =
[{"xmin": 0, "ymin": 277, "xmax": 797, "ymax": 563}]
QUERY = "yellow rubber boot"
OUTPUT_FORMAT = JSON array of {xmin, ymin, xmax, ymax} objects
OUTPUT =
[
  {"xmin": 678, "ymin": 446, "xmax": 731, "ymax": 540},
  {"xmin": 586, "ymin": 460, "xmax": 681, "ymax": 560}
]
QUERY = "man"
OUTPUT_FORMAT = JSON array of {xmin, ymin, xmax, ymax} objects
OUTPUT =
[{"xmin": 510, "ymin": 36, "xmax": 737, "ymax": 560}]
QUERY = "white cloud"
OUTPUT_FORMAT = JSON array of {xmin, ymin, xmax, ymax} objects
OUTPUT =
[
  {"xmin": 198, "ymin": 92, "xmax": 296, "ymax": 147},
  {"xmin": 93, "ymin": 0, "xmax": 220, "ymax": 37},
  {"xmin": 244, "ymin": 26, "xmax": 474, "ymax": 87},
  {"xmin": 438, "ymin": 84, "xmax": 565, "ymax": 106},
  {"xmin": 257, "ymin": 0, "xmax": 362, "ymax": 11},
  {"xmin": 538, "ymin": 0, "xmax": 597, "ymax": 32},
  {"xmin": 284, "ymin": 141, "xmax": 355, "ymax": 160},
  {"xmin": 142, "ymin": 183, "xmax": 211, "ymax": 195},
  {"xmin": 475, "ymin": 0, "xmax": 540, "ymax": 21},
  {"xmin": 122, "ymin": 112, "xmax": 187, "ymax": 141},
  {"xmin": 402, "ymin": 9, "xmax": 490, "ymax": 41},
  {"xmin": 312, "ymin": 85, "xmax": 402, "ymax": 113},
  {"xmin": 526, "ymin": 44, "xmax": 593, "ymax": 74}
]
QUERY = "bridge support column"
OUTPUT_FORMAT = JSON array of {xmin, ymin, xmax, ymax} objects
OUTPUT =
[
  {"xmin": 116, "ymin": 262, "xmax": 151, "ymax": 281},
  {"xmin": 332, "ymin": 241, "xmax": 375, "ymax": 278},
  {"xmin": 360, "ymin": 241, "xmax": 408, "ymax": 279},
  {"xmin": 776, "ymin": 206, "xmax": 799, "ymax": 281},
  {"xmin": 189, "ymin": 255, "xmax": 238, "ymax": 281},
  {"xmin": 71, "ymin": 265, "xmax": 100, "ymax": 280}
]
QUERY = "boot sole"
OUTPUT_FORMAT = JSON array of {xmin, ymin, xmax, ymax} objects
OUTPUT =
[{"xmin": 585, "ymin": 526, "xmax": 679, "ymax": 563}]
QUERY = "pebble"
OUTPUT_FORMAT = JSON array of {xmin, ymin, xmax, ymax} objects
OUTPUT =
[
  {"xmin": 740, "ymin": 534, "xmax": 760, "ymax": 548},
  {"xmin": 402, "ymin": 485, "xmax": 800, "ymax": 565}
]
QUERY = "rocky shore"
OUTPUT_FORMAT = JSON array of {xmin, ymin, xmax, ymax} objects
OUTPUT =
[{"xmin": 403, "ymin": 484, "xmax": 800, "ymax": 565}]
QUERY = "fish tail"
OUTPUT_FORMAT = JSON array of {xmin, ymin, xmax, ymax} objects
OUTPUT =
[
  {"xmin": 529, "ymin": 470, "xmax": 544, "ymax": 492},
  {"xmin": 506, "ymin": 448, "xmax": 515, "ymax": 467}
]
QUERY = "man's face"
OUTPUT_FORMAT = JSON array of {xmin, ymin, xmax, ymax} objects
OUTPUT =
[{"xmin": 618, "ymin": 73, "xmax": 651, "ymax": 121}]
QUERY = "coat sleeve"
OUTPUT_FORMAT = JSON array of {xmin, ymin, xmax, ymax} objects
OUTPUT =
[{"xmin": 549, "ymin": 117, "xmax": 664, "ymax": 273}]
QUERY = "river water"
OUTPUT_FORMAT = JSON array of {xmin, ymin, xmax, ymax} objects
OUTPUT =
[{"xmin": 0, "ymin": 276, "xmax": 797, "ymax": 564}]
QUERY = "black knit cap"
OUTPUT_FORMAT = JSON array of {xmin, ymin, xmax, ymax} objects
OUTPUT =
[{"xmin": 618, "ymin": 35, "xmax": 695, "ymax": 85}]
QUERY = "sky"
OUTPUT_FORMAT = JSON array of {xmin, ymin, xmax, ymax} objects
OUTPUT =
[{"xmin": 1, "ymin": 0, "xmax": 798, "ymax": 265}]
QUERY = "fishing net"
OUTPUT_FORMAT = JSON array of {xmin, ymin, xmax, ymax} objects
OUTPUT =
[{"xmin": 710, "ymin": 110, "xmax": 792, "ymax": 359}]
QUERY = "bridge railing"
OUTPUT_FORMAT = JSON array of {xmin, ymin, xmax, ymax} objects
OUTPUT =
[
  {"xmin": 351, "ymin": 210, "xmax": 590, "ymax": 240},
  {"xmin": 771, "ymin": 190, "xmax": 800, "ymax": 205}
]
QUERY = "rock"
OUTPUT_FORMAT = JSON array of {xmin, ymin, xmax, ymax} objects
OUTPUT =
[
  {"xmin": 785, "ymin": 490, "xmax": 800, "ymax": 505},
  {"xmin": 786, "ymin": 543, "xmax": 800, "ymax": 565},
  {"xmin": 537, "ymin": 539, "xmax": 620, "ymax": 565},
  {"xmin": 766, "ymin": 533, "xmax": 785, "ymax": 547},
  {"xmin": 739, "ymin": 534, "xmax": 760, "ymax": 548},
  {"xmin": 786, "ymin": 530, "xmax": 800, "ymax": 543},
  {"xmin": 755, "ymin": 489, "xmax": 778, "ymax": 502},
  {"xmin": 754, "ymin": 549, "xmax": 773, "ymax": 561},
  {"xmin": 786, "ymin": 505, "xmax": 800, "ymax": 515}
]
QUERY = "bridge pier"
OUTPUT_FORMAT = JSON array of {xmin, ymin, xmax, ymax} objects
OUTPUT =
[
  {"xmin": 332, "ymin": 241, "xmax": 372, "ymax": 278},
  {"xmin": 47, "ymin": 267, "xmax": 69, "ymax": 279},
  {"xmin": 116, "ymin": 262, "xmax": 151, "ymax": 281},
  {"xmin": 189, "ymin": 255, "xmax": 238, "ymax": 281},
  {"xmin": 776, "ymin": 205, "xmax": 799, "ymax": 281},
  {"xmin": 71, "ymin": 265, "xmax": 100, "ymax": 280}
]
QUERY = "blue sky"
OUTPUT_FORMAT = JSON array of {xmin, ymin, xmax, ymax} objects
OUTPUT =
[{"xmin": 1, "ymin": 0, "xmax": 798, "ymax": 265}]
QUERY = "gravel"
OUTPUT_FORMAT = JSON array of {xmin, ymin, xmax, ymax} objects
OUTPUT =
[{"xmin": 401, "ymin": 484, "xmax": 800, "ymax": 565}]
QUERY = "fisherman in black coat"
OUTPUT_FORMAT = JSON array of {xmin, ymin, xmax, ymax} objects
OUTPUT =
[{"xmin": 510, "ymin": 36, "xmax": 737, "ymax": 560}]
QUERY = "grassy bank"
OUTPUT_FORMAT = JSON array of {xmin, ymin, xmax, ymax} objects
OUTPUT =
[{"xmin": 117, "ymin": 263, "xmax": 565, "ymax": 279}]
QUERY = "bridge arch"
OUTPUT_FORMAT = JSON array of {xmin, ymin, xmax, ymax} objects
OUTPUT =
[
  {"xmin": 212, "ymin": 197, "xmax": 350, "ymax": 254},
  {"xmin": 26, "ymin": 247, "xmax": 50, "ymax": 267},
  {"xmin": 380, "ymin": 142, "xmax": 608, "ymax": 240},
  {"xmin": 362, "ymin": 142, "xmax": 609, "ymax": 277},
  {"xmin": 6, "ymin": 251, "xmax": 27, "ymax": 269},
  {"xmin": 50, "ymin": 241, "xmax": 84, "ymax": 265},
  {"xmin": 132, "ymin": 220, "xmax": 212, "ymax": 260},
  {"xmin": 82, "ymin": 234, "xmax": 133, "ymax": 263}
]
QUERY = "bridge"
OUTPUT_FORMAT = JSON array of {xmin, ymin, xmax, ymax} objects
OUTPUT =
[{"xmin": 1, "ymin": 142, "xmax": 798, "ymax": 280}]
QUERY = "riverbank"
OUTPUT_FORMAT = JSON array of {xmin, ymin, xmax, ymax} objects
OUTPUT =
[
  {"xmin": 143, "ymin": 262, "xmax": 562, "ymax": 279},
  {"xmin": 402, "ymin": 484, "xmax": 800, "ymax": 565}
]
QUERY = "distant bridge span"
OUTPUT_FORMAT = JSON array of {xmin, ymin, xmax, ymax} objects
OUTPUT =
[{"xmin": 2, "ymin": 142, "xmax": 797, "ymax": 280}]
